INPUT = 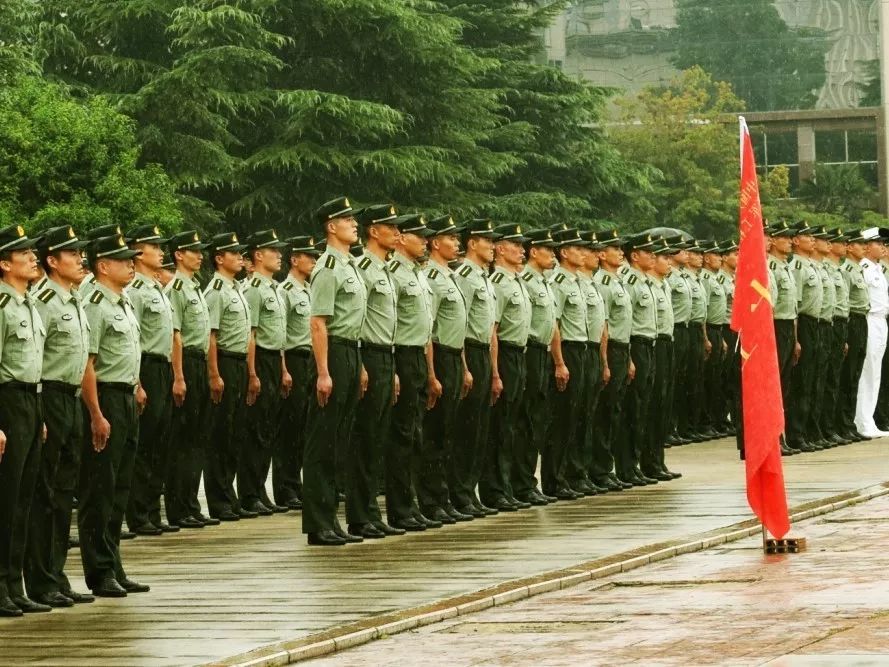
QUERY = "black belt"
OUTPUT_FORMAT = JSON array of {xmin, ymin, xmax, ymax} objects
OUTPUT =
[
  {"xmin": 183, "ymin": 346, "xmax": 206, "ymax": 360},
  {"xmin": 285, "ymin": 347, "xmax": 312, "ymax": 358},
  {"xmin": 98, "ymin": 382, "xmax": 136, "ymax": 394},
  {"xmin": 141, "ymin": 352, "xmax": 169, "ymax": 363},
  {"xmin": 631, "ymin": 336, "xmax": 657, "ymax": 347},
  {"xmin": 395, "ymin": 344, "xmax": 424, "ymax": 352},
  {"xmin": 819, "ymin": 318, "xmax": 833, "ymax": 324},
  {"xmin": 674, "ymin": 321, "xmax": 690, "ymax": 328},
  {"xmin": 833, "ymin": 316, "xmax": 849, "ymax": 323},
  {"xmin": 799, "ymin": 313, "xmax": 818, "ymax": 322},
  {"xmin": 527, "ymin": 339, "xmax": 551, "ymax": 352},
  {"xmin": 218, "ymin": 349, "xmax": 247, "ymax": 361},
  {"xmin": 465, "ymin": 338, "xmax": 490, "ymax": 350},
  {"xmin": 561, "ymin": 340, "xmax": 587, "ymax": 350},
  {"xmin": 657, "ymin": 334, "xmax": 672, "ymax": 341},
  {"xmin": 499, "ymin": 341, "xmax": 526, "ymax": 353},
  {"xmin": 41, "ymin": 380, "xmax": 80, "ymax": 397},
  {"xmin": 255, "ymin": 345, "xmax": 281, "ymax": 357},
  {"xmin": 850, "ymin": 311, "xmax": 868, "ymax": 317},
  {"xmin": 329, "ymin": 335, "xmax": 359, "ymax": 349},
  {"xmin": 361, "ymin": 341, "xmax": 395, "ymax": 354},
  {"xmin": 0, "ymin": 381, "xmax": 41, "ymax": 394},
  {"xmin": 609, "ymin": 341, "xmax": 629, "ymax": 350},
  {"xmin": 433, "ymin": 342, "xmax": 462, "ymax": 354}
]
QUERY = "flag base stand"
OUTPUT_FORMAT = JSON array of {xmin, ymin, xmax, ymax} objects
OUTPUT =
[{"xmin": 764, "ymin": 537, "xmax": 806, "ymax": 554}]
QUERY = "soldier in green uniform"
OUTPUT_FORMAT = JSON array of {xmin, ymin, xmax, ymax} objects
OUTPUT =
[
  {"xmin": 386, "ymin": 214, "xmax": 439, "ymax": 530},
  {"xmin": 684, "ymin": 241, "xmax": 711, "ymax": 441},
  {"xmin": 699, "ymin": 241, "xmax": 728, "ymax": 435},
  {"xmin": 276, "ymin": 236, "xmax": 320, "ymax": 512},
  {"xmin": 79, "ymin": 233, "xmax": 148, "ymax": 598},
  {"xmin": 543, "ymin": 228, "xmax": 589, "ymax": 499},
  {"xmin": 840, "ymin": 230, "xmax": 870, "ymax": 442},
  {"xmin": 240, "ymin": 230, "xmax": 291, "ymax": 516},
  {"xmin": 479, "ymin": 223, "xmax": 532, "ymax": 512},
  {"xmin": 665, "ymin": 236, "xmax": 693, "ymax": 445},
  {"xmin": 165, "ymin": 231, "xmax": 216, "ymax": 528},
  {"xmin": 24, "ymin": 226, "xmax": 93, "ymax": 608},
  {"xmin": 452, "ymin": 219, "xmax": 500, "ymax": 518},
  {"xmin": 420, "ymin": 215, "xmax": 472, "ymax": 523},
  {"xmin": 203, "ymin": 233, "xmax": 254, "ymax": 521},
  {"xmin": 809, "ymin": 226, "xmax": 838, "ymax": 447},
  {"xmin": 787, "ymin": 221, "xmax": 824, "ymax": 451},
  {"xmin": 573, "ymin": 230, "xmax": 609, "ymax": 495},
  {"xmin": 77, "ymin": 224, "xmax": 123, "ymax": 300},
  {"xmin": 123, "ymin": 225, "xmax": 176, "ymax": 536},
  {"xmin": 821, "ymin": 228, "xmax": 851, "ymax": 445},
  {"xmin": 718, "ymin": 240, "xmax": 739, "ymax": 437},
  {"xmin": 617, "ymin": 233, "xmax": 659, "ymax": 486},
  {"xmin": 303, "ymin": 197, "xmax": 367, "ymax": 546},
  {"xmin": 348, "ymin": 204, "xmax": 402, "ymax": 538},
  {"xmin": 0, "ymin": 225, "xmax": 47, "ymax": 616}
]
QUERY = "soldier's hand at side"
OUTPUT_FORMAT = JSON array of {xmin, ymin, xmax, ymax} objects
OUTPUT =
[
  {"xmin": 0, "ymin": 429, "xmax": 6, "ymax": 463},
  {"xmin": 491, "ymin": 374, "xmax": 504, "ymax": 406},
  {"xmin": 42, "ymin": 423, "xmax": 47, "ymax": 443},
  {"xmin": 602, "ymin": 365, "xmax": 611, "ymax": 386},
  {"xmin": 426, "ymin": 375, "xmax": 442, "ymax": 410},
  {"xmin": 844, "ymin": 342, "xmax": 849, "ymax": 358},
  {"xmin": 359, "ymin": 366, "xmax": 369, "ymax": 399},
  {"xmin": 247, "ymin": 374, "xmax": 261, "ymax": 406},
  {"xmin": 172, "ymin": 377, "xmax": 187, "ymax": 408},
  {"xmin": 316, "ymin": 372, "xmax": 333, "ymax": 407},
  {"xmin": 628, "ymin": 360, "xmax": 636, "ymax": 383},
  {"xmin": 722, "ymin": 339, "xmax": 728, "ymax": 354},
  {"xmin": 91, "ymin": 415, "xmax": 111, "ymax": 452},
  {"xmin": 554, "ymin": 362, "xmax": 569, "ymax": 392},
  {"xmin": 461, "ymin": 370, "xmax": 473, "ymax": 398},
  {"xmin": 392, "ymin": 373, "xmax": 400, "ymax": 406},
  {"xmin": 792, "ymin": 341, "xmax": 801, "ymax": 366},
  {"xmin": 136, "ymin": 386, "xmax": 147, "ymax": 415},
  {"xmin": 704, "ymin": 339, "xmax": 712, "ymax": 359},
  {"xmin": 281, "ymin": 370, "xmax": 293, "ymax": 398},
  {"xmin": 209, "ymin": 374, "xmax": 224, "ymax": 404}
]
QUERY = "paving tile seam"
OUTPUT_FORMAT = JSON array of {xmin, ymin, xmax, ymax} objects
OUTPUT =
[{"xmin": 207, "ymin": 481, "xmax": 889, "ymax": 667}]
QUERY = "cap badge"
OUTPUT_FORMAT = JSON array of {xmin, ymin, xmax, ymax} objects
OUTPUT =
[
  {"xmin": 68, "ymin": 227, "xmax": 76, "ymax": 238},
  {"xmin": 192, "ymin": 233, "xmax": 199, "ymax": 242},
  {"xmin": 16, "ymin": 225, "xmax": 24, "ymax": 237},
  {"xmin": 153, "ymin": 226, "xmax": 159, "ymax": 235},
  {"xmin": 516, "ymin": 225, "xmax": 522, "ymax": 234},
  {"xmin": 117, "ymin": 236, "xmax": 126, "ymax": 247},
  {"xmin": 344, "ymin": 197, "xmax": 351, "ymax": 208}
]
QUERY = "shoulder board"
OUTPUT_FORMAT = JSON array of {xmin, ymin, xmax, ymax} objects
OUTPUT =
[
  {"xmin": 794, "ymin": 261, "xmax": 802, "ymax": 270},
  {"xmin": 716, "ymin": 275, "xmax": 725, "ymax": 284},
  {"xmin": 427, "ymin": 268, "xmax": 440, "ymax": 280},
  {"xmin": 554, "ymin": 273, "xmax": 565, "ymax": 284},
  {"xmin": 89, "ymin": 291, "xmax": 104, "ymax": 305},
  {"xmin": 172, "ymin": 278, "xmax": 183, "ymax": 291},
  {"xmin": 89, "ymin": 276, "xmax": 96, "ymax": 284},
  {"xmin": 701, "ymin": 272, "xmax": 710, "ymax": 280},
  {"xmin": 458, "ymin": 265, "xmax": 472, "ymax": 278},
  {"xmin": 627, "ymin": 274, "xmax": 637, "ymax": 285},
  {"xmin": 250, "ymin": 277, "xmax": 262, "ymax": 288},
  {"xmin": 845, "ymin": 263, "xmax": 854, "ymax": 272},
  {"xmin": 282, "ymin": 282, "xmax": 294, "ymax": 291},
  {"xmin": 0, "ymin": 293, "xmax": 9, "ymax": 309},
  {"xmin": 601, "ymin": 274, "xmax": 611, "ymax": 285},
  {"xmin": 324, "ymin": 254, "xmax": 336, "ymax": 270},
  {"xmin": 769, "ymin": 260, "xmax": 777, "ymax": 271},
  {"xmin": 211, "ymin": 278, "xmax": 223, "ymax": 291},
  {"xmin": 388, "ymin": 260, "xmax": 401, "ymax": 272},
  {"xmin": 358, "ymin": 257, "xmax": 372, "ymax": 271},
  {"xmin": 883, "ymin": 266, "xmax": 887, "ymax": 274},
  {"xmin": 37, "ymin": 288, "xmax": 56, "ymax": 304},
  {"xmin": 521, "ymin": 272, "xmax": 532, "ymax": 282},
  {"xmin": 491, "ymin": 273, "xmax": 504, "ymax": 284},
  {"xmin": 131, "ymin": 278, "xmax": 144, "ymax": 290}
]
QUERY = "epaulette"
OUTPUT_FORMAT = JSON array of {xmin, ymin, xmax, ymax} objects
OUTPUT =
[
  {"xmin": 250, "ymin": 277, "xmax": 262, "ymax": 288},
  {"xmin": 37, "ymin": 288, "xmax": 56, "ymax": 304},
  {"xmin": 324, "ymin": 255, "xmax": 336, "ymax": 270},
  {"xmin": 794, "ymin": 260, "xmax": 802, "ymax": 270},
  {"xmin": 458, "ymin": 265, "xmax": 472, "ymax": 278},
  {"xmin": 491, "ymin": 273, "xmax": 504, "ymax": 284},
  {"xmin": 601, "ymin": 274, "xmax": 611, "ymax": 286},
  {"xmin": 131, "ymin": 279, "xmax": 144, "ymax": 290},
  {"xmin": 172, "ymin": 278, "xmax": 184, "ymax": 291},
  {"xmin": 716, "ymin": 275, "xmax": 725, "ymax": 284},
  {"xmin": 89, "ymin": 291, "xmax": 104, "ymax": 305},
  {"xmin": 845, "ymin": 263, "xmax": 854, "ymax": 272},
  {"xmin": 0, "ymin": 293, "xmax": 9, "ymax": 309},
  {"xmin": 627, "ymin": 274, "xmax": 638, "ymax": 285},
  {"xmin": 211, "ymin": 278, "xmax": 223, "ymax": 291},
  {"xmin": 521, "ymin": 272, "xmax": 532, "ymax": 282},
  {"xmin": 428, "ymin": 268, "xmax": 439, "ymax": 280},
  {"xmin": 701, "ymin": 272, "xmax": 710, "ymax": 280},
  {"xmin": 554, "ymin": 273, "xmax": 566, "ymax": 284},
  {"xmin": 358, "ymin": 257, "xmax": 372, "ymax": 271},
  {"xmin": 388, "ymin": 260, "xmax": 401, "ymax": 272},
  {"xmin": 282, "ymin": 282, "xmax": 294, "ymax": 291},
  {"xmin": 769, "ymin": 260, "xmax": 777, "ymax": 271}
]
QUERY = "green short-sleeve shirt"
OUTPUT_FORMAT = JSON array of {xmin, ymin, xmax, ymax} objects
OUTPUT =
[
  {"xmin": 0, "ymin": 281, "xmax": 45, "ymax": 383},
  {"xmin": 244, "ymin": 273, "xmax": 286, "ymax": 351},
  {"xmin": 521, "ymin": 266, "xmax": 556, "ymax": 345},
  {"xmin": 85, "ymin": 283, "xmax": 140, "ymax": 384},
  {"xmin": 792, "ymin": 255, "xmax": 823, "ymax": 318},
  {"xmin": 769, "ymin": 256, "xmax": 798, "ymax": 320},
  {"xmin": 687, "ymin": 269, "xmax": 707, "ymax": 324},
  {"xmin": 843, "ymin": 259, "xmax": 869, "ymax": 315},
  {"xmin": 594, "ymin": 269, "xmax": 632, "ymax": 343},
  {"xmin": 389, "ymin": 251, "xmax": 434, "ymax": 347},
  {"xmin": 701, "ymin": 269, "xmax": 727, "ymax": 325},
  {"xmin": 204, "ymin": 272, "xmax": 251, "ymax": 354},
  {"xmin": 652, "ymin": 275, "xmax": 674, "ymax": 338},
  {"xmin": 667, "ymin": 269, "xmax": 692, "ymax": 324},
  {"xmin": 453, "ymin": 258, "xmax": 495, "ymax": 344},
  {"xmin": 166, "ymin": 271, "xmax": 211, "ymax": 353},
  {"xmin": 309, "ymin": 246, "xmax": 367, "ymax": 341},
  {"xmin": 578, "ymin": 272, "xmax": 606, "ymax": 343},
  {"xmin": 128, "ymin": 272, "xmax": 174, "ymax": 360},
  {"xmin": 549, "ymin": 267, "xmax": 588, "ymax": 343},
  {"xmin": 827, "ymin": 260, "xmax": 849, "ymax": 319},
  {"xmin": 34, "ymin": 278, "xmax": 89, "ymax": 385},
  {"xmin": 491, "ymin": 265, "xmax": 531, "ymax": 346},
  {"xmin": 624, "ymin": 266, "xmax": 658, "ymax": 339},
  {"xmin": 817, "ymin": 260, "xmax": 837, "ymax": 321},
  {"xmin": 718, "ymin": 269, "xmax": 735, "ymax": 322},
  {"xmin": 424, "ymin": 259, "xmax": 467, "ymax": 349},
  {"xmin": 356, "ymin": 252, "xmax": 397, "ymax": 346},
  {"xmin": 278, "ymin": 274, "xmax": 312, "ymax": 350}
]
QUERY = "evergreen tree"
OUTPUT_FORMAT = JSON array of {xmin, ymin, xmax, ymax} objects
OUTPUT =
[{"xmin": 0, "ymin": 0, "xmax": 39, "ymax": 83}]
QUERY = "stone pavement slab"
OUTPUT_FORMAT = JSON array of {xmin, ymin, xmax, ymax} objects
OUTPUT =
[
  {"xmin": 304, "ymin": 490, "xmax": 889, "ymax": 667},
  {"xmin": 2, "ymin": 438, "xmax": 889, "ymax": 666}
]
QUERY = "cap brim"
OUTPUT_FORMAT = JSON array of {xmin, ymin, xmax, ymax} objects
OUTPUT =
[
  {"xmin": 212, "ymin": 243, "xmax": 248, "ymax": 253},
  {"xmin": 499, "ymin": 235, "xmax": 530, "ymax": 244},
  {"xmin": 292, "ymin": 248, "xmax": 322, "ymax": 257},
  {"xmin": 42, "ymin": 238, "xmax": 90, "ymax": 251},
  {"xmin": 97, "ymin": 249, "xmax": 143, "ymax": 260},
  {"xmin": 430, "ymin": 226, "xmax": 466, "ymax": 237},
  {"xmin": 127, "ymin": 236, "xmax": 169, "ymax": 245},
  {"xmin": 467, "ymin": 231, "xmax": 500, "ymax": 239},
  {"xmin": 173, "ymin": 242, "xmax": 210, "ymax": 251},
  {"xmin": 402, "ymin": 228, "xmax": 435, "ymax": 238},
  {"xmin": 2, "ymin": 237, "xmax": 40, "ymax": 251}
]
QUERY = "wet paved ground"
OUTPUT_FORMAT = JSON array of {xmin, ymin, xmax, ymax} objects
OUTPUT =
[
  {"xmin": 3, "ymin": 437, "xmax": 889, "ymax": 666},
  {"xmin": 305, "ymin": 490, "xmax": 889, "ymax": 667}
]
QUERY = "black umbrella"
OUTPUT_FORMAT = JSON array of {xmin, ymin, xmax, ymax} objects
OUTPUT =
[{"xmin": 641, "ymin": 226, "xmax": 694, "ymax": 241}]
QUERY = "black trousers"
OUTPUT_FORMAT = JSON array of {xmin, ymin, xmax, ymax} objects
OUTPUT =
[
  {"xmin": 274, "ymin": 348, "xmax": 313, "ymax": 505},
  {"xmin": 820, "ymin": 319, "xmax": 847, "ymax": 437},
  {"xmin": 840, "ymin": 313, "xmax": 868, "ymax": 434},
  {"xmin": 723, "ymin": 328, "xmax": 741, "ymax": 450},
  {"xmin": 386, "ymin": 346, "xmax": 427, "ymax": 523},
  {"xmin": 617, "ymin": 338, "xmax": 655, "ymax": 479},
  {"xmin": 807, "ymin": 320, "xmax": 833, "ymax": 440},
  {"xmin": 0, "ymin": 386, "xmax": 42, "ymax": 598},
  {"xmin": 419, "ymin": 344, "xmax": 463, "ymax": 512},
  {"xmin": 685, "ymin": 325, "xmax": 706, "ymax": 434},
  {"xmin": 25, "ymin": 386, "xmax": 82, "ymax": 597},
  {"xmin": 643, "ymin": 337, "xmax": 673, "ymax": 475},
  {"xmin": 126, "ymin": 357, "xmax": 172, "ymax": 529},
  {"xmin": 704, "ymin": 323, "xmax": 726, "ymax": 429},
  {"xmin": 774, "ymin": 319, "xmax": 796, "ymax": 421},
  {"xmin": 348, "ymin": 346, "xmax": 393, "ymax": 525},
  {"xmin": 302, "ymin": 340, "xmax": 360, "ymax": 533},
  {"xmin": 514, "ymin": 345, "xmax": 552, "ymax": 499},
  {"xmin": 542, "ymin": 341, "xmax": 586, "ymax": 493},
  {"xmin": 78, "ymin": 386, "xmax": 138, "ymax": 589},
  {"xmin": 480, "ymin": 344, "xmax": 527, "ymax": 504},
  {"xmin": 575, "ymin": 343, "xmax": 603, "ymax": 484},
  {"xmin": 671, "ymin": 324, "xmax": 691, "ymax": 436},
  {"xmin": 591, "ymin": 343, "xmax": 629, "ymax": 481},
  {"xmin": 204, "ymin": 353, "xmax": 247, "ymax": 516},
  {"xmin": 167, "ymin": 351, "xmax": 210, "ymax": 521},
  {"xmin": 239, "ymin": 348, "xmax": 282, "ymax": 507},
  {"xmin": 788, "ymin": 315, "xmax": 820, "ymax": 447},
  {"xmin": 450, "ymin": 343, "xmax": 492, "ymax": 509}
]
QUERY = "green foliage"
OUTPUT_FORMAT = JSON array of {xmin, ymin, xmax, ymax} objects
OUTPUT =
[
  {"xmin": 673, "ymin": 0, "xmax": 829, "ymax": 111},
  {"xmin": 798, "ymin": 163, "xmax": 876, "ymax": 220},
  {"xmin": 608, "ymin": 67, "xmax": 743, "ymax": 238},
  {"xmin": 0, "ymin": 77, "xmax": 182, "ymax": 234},
  {"xmin": 0, "ymin": 0, "xmax": 40, "ymax": 83},
  {"xmin": 858, "ymin": 59, "xmax": 881, "ymax": 108}
]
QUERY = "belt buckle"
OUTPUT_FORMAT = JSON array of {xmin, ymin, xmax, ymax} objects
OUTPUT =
[{"xmin": 36, "ymin": 382, "xmax": 42, "ymax": 395}]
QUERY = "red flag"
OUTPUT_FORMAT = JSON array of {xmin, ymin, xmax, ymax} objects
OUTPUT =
[{"xmin": 730, "ymin": 117, "xmax": 790, "ymax": 539}]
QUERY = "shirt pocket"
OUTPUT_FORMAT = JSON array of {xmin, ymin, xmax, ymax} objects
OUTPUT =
[
  {"xmin": 293, "ymin": 299, "xmax": 310, "ymax": 316},
  {"xmin": 147, "ymin": 298, "xmax": 168, "ymax": 315},
  {"xmin": 636, "ymin": 291, "xmax": 652, "ymax": 309},
  {"xmin": 474, "ymin": 286, "xmax": 489, "ymax": 302},
  {"xmin": 106, "ymin": 317, "xmax": 133, "ymax": 354},
  {"xmin": 8, "ymin": 324, "xmax": 35, "ymax": 362},
  {"xmin": 444, "ymin": 287, "xmax": 460, "ymax": 302},
  {"xmin": 373, "ymin": 279, "xmax": 392, "ymax": 296}
]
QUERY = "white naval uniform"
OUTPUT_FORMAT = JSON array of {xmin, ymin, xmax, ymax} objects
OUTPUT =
[{"xmin": 855, "ymin": 257, "xmax": 889, "ymax": 436}]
